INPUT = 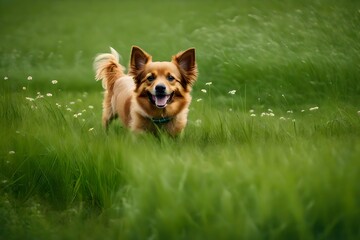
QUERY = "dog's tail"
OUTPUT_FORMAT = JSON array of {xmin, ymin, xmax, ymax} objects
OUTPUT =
[{"xmin": 94, "ymin": 47, "xmax": 125, "ymax": 92}]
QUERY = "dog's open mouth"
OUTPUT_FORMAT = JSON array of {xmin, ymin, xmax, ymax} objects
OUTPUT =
[{"xmin": 148, "ymin": 92, "xmax": 174, "ymax": 108}]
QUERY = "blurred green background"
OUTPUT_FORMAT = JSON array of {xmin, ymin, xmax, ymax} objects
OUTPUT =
[{"xmin": 1, "ymin": 0, "xmax": 359, "ymax": 106}]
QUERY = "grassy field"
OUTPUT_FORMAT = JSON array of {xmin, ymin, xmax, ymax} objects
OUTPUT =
[{"xmin": 1, "ymin": 0, "xmax": 360, "ymax": 239}]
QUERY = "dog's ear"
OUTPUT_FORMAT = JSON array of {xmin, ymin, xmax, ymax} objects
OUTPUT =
[
  {"xmin": 173, "ymin": 48, "xmax": 198, "ymax": 86},
  {"xmin": 129, "ymin": 46, "xmax": 152, "ymax": 82}
]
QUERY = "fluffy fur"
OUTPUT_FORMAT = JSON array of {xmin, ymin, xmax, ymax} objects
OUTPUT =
[{"xmin": 94, "ymin": 46, "xmax": 198, "ymax": 135}]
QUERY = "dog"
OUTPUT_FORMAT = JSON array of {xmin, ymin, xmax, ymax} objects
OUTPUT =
[{"xmin": 94, "ymin": 46, "xmax": 198, "ymax": 135}]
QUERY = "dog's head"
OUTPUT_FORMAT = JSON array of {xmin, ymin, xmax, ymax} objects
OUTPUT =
[{"xmin": 129, "ymin": 46, "xmax": 198, "ymax": 116}]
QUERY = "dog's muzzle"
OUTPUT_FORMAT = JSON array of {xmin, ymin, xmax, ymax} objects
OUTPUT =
[{"xmin": 148, "ymin": 84, "xmax": 174, "ymax": 108}]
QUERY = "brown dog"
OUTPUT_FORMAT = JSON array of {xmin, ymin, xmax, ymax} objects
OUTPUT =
[{"xmin": 94, "ymin": 46, "xmax": 198, "ymax": 135}]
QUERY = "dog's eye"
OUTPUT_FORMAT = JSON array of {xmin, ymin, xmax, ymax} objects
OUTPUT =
[
  {"xmin": 167, "ymin": 75, "xmax": 175, "ymax": 81},
  {"xmin": 147, "ymin": 75, "xmax": 155, "ymax": 81}
]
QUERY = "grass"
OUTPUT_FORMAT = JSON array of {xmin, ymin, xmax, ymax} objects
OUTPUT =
[{"xmin": 1, "ymin": 0, "xmax": 360, "ymax": 239}]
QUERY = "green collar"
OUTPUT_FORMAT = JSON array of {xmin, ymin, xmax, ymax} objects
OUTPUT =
[{"xmin": 151, "ymin": 117, "xmax": 172, "ymax": 124}]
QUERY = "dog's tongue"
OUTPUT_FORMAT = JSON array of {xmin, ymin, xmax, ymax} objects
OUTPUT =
[{"xmin": 153, "ymin": 95, "xmax": 170, "ymax": 108}]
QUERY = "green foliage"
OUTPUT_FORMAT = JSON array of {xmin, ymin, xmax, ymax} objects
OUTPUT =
[{"xmin": 1, "ymin": 0, "xmax": 360, "ymax": 239}]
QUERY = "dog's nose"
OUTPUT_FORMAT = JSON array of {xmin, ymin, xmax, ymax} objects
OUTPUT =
[{"xmin": 155, "ymin": 84, "xmax": 166, "ymax": 93}]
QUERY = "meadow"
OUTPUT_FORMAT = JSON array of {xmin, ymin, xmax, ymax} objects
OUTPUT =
[{"xmin": 1, "ymin": 0, "xmax": 360, "ymax": 239}]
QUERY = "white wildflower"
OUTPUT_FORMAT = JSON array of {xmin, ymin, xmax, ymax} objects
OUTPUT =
[
  {"xmin": 27, "ymin": 76, "xmax": 33, "ymax": 81},
  {"xmin": 205, "ymin": 82, "xmax": 212, "ymax": 86},
  {"xmin": 77, "ymin": 98, "xmax": 82, "ymax": 102},
  {"xmin": 66, "ymin": 108, "xmax": 72, "ymax": 112},
  {"xmin": 268, "ymin": 109, "xmax": 273, "ymax": 112},
  {"xmin": 25, "ymin": 97, "xmax": 35, "ymax": 102},
  {"xmin": 46, "ymin": 93, "xmax": 52, "ymax": 97},
  {"xmin": 250, "ymin": 113, "xmax": 256, "ymax": 117},
  {"xmin": 195, "ymin": 119, "xmax": 202, "ymax": 126},
  {"xmin": 196, "ymin": 98, "xmax": 203, "ymax": 102},
  {"xmin": 309, "ymin": 106, "xmax": 319, "ymax": 111},
  {"xmin": 56, "ymin": 103, "xmax": 61, "ymax": 108},
  {"xmin": 228, "ymin": 90, "xmax": 236, "ymax": 95},
  {"xmin": 70, "ymin": 101, "xmax": 75, "ymax": 105},
  {"xmin": 51, "ymin": 80, "xmax": 58, "ymax": 84},
  {"xmin": 88, "ymin": 128, "xmax": 94, "ymax": 132},
  {"xmin": 9, "ymin": 151, "xmax": 15, "ymax": 155},
  {"xmin": 261, "ymin": 112, "xmax": 272, "ymax": 117},
  {"xmin": 229, "ymin": 108, "xmax": 233, "ymax": 112},
  {"xmin": 292, "ymin": 119, "xmax": 296, "ymax": 122},
  {"xmin": 22, "ymin": 87, "xmax": 26, "ymax": 90},
  {"xmin": 301, "ymin": 109, "xmax": 305, "ymax": 112},
  {"xmin": 77, "ymin": 112, "xmax": 82, "ymax": 116},
  {"xmin": 279, "ymin": 117, "xmax": 286, "ymax": 120},
  {"xmin": 287, "ymin": 110, "xmax": 293, "ymax": 114},
  {"xmin": 82, "ymin": 109, "xmax": 87, "ymax": 113},
  {"xmin": 73, "ymin": 114, "xmax": 78, "ymax": 118},
  {"xmin": 249, "ymin": 109, "xmax": 255, "ymax": 113},
  {"xmin": 4, "ymin": 76, "xmax": 8, "ymax": 80},
  {"xmin": 201, "ymin": 89, "xmax": 207, "ymax": 93},
  {"xmin": 88, "ymin": 105, "xmax": 94, "ymax": 109}
]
